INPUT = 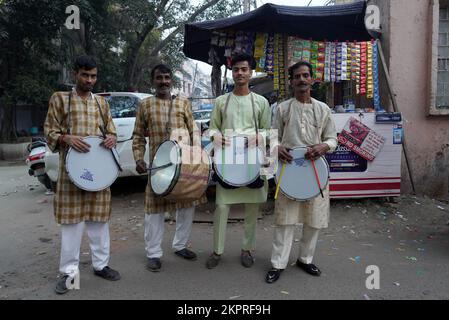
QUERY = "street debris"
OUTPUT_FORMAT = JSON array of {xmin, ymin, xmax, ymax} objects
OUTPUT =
[
  {"xmin": 281, "ymin": 291, "xmax": 290, "ymax": 295},
  {"xmin": 363, "ymin": 294, "xmax": 371, "ymax": 300},
  {"xmin": 393, "ymin": 282, "xmax": 400, "ymax": 287},
  {"xmin": 437, "ymin": 206, "xmax": 445, "ymax": 211},
  {"xmin": 229, "ymin": 295, "xmax": 242, "ymax": 300},
  {"xmin": 405, "ymin": 256, "xmax": 418, "ymax": 262},
  {"xmin": 35, "ymin": 251, "xmax": 46, "ymax": 256}
]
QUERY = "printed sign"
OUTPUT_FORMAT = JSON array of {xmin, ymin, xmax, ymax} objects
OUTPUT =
[
  {"xmin": 338, "ymin": 117, "xmax": 386, "ymax": 161},
  {"xmin": 325, "ymin": 144, "xmax": 368, "ymax": 173}
]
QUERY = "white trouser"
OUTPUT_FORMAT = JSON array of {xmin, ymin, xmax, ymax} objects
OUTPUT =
[
  {"xmin": 270, "ymin": 224, "xmax": 320, "ymax": 269},
  {"xmin": 59, "ymin": 221, "xmax": 110, "ymax": 275},
  {"xmin": 144, "ymin": 207, "xmax": 195, "ymax": 259}
]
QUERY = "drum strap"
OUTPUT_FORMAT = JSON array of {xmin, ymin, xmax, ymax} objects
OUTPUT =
[
  {"xmin": 222, "ymin": 92, "xmax": 259, "ymax": 139},
  {"xmin": 165, "ymin": 98, "xmax": 175, "ymax": 137},
  {"xmin": 66, "ymin": 92, "xmax": 108, "ymax": 134},
  {"xmin": 284, "ymin": 99, "xmax": 320, "ymax": 145}
]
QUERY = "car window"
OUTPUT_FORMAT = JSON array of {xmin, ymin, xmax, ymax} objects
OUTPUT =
[
  {"xmin": 193, "ymin": 111, "xmax": 210, "ymax": 120},
  {"xmin": 105, "ymin": 96, "xmax": 139, "ymax": 118}
]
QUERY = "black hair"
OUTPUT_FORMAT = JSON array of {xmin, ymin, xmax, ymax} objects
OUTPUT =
[
  {"xmin": 73, "ymin": 55, "xmax": 97, "ymax": 72},
  {"xmin": 288, "ymin": 61, "xmax": 314, "ymax": 80},
  {"xmin": 231, "ymin": 53, "xmax": 256, "ymax": 70},
  {"xmin": 150, "ymin": 64, "xmax": 172, "ymax": 80}
]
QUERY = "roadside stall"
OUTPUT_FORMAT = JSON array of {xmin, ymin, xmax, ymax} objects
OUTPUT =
[{"xmin": 183, "ymin": 1, "xmax": 403, "ymax": 199}]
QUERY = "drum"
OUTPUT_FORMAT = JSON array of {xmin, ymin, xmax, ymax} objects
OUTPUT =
[
  {"xmin": 275, "ymin": 147, "xmax": 329, "ymax": 201},
  {"xmin": 65, "ymin": 136, "xmax": 120, "ymax": 192},
  {"xmin": 150, "ymin": 140, "xmax": 211, "ymax": 202},
  {"xmin": 213, "ymin": 135, "xmax": 265, "ymax": 187}
]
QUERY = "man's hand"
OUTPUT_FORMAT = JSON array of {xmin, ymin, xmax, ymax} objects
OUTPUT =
[
  {"xmin": 212, "ymin": 133, "xmax": 230, "ymax": 148},
  {"xmin": 305, "ymin": 144, "xmax": 330, "ymax": 161},
  {"xmin": 277, "ymin": 145, "xmax": 293, "ymax": 164},
  {"xmin": 136, "ymin": 160, "xmax": 147, "ymax": 174},
  {"xmin": 63, "ymin": 135, "xmax": 91, "ymax": 153},
  {"xmin": 101, "ymin": 134, "xmax": 117, "ymax": 150}
]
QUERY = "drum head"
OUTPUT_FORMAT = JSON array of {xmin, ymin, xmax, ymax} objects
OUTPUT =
[
  {"xmin": 65, "ymin": 136, "xmax": 119, "ymax": 192},
  {"xmin": 150, "ymin": 140, "xmax": 180, "ymax": 196},
  {"xmin": 213, "ymin": 136, "xmax": 264, "ymax": 187},
  {"xmin": 275, "ymin": 147, "xmax": 329, "ymax": 201}
]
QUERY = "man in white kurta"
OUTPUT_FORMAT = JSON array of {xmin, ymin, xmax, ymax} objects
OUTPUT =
[
  {"xmin": 266, "ymin": 61, "xmax": 337, "ymax": 284},
  {"xmin": 206, "ymin": 53, "xmax": 270, "ymax": 269}
]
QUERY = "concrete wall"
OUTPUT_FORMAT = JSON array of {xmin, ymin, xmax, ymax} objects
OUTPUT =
[{"xmin": 386, "ymin": 0, "xmax": 449, "ymax": 197}]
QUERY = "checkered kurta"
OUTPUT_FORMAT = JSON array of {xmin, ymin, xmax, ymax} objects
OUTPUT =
[
  {"xmin": 44, "ymin": 90, "xmax": 117, "ymax": 225},
  {"xmin": 132, "ymin": 96, "xmax": 207, "ymax": 214}
]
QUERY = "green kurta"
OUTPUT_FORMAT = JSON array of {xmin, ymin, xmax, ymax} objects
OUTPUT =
[{"xmin": 209, "ymin": 92, "xmax": 271, "ymax": 205}]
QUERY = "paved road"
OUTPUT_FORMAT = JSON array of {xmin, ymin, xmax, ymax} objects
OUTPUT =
[{"xmin": 0, "ymin": 162, "xmax": 448, "ymax": 300}]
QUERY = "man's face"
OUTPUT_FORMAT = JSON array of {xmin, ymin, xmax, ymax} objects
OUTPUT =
[
  {"xmin": 153, "ymin": 69, "xmax": 172, "ymax": 96},
  {"xmin": 232, "ymin": 61, "xmax": 252, "ymax": 87},
  {"xmin": 75, "ymin": 68, "xmax": 97, "ymax": 93},
  {"xmin": 291, "ymin": 65, "xmax": 313, "ymax": 93}
]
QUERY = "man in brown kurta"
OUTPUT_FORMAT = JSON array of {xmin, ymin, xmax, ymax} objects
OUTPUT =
[
  {"xmin": 44, "ymin": 56, "xmax": 121, "ymax": 294},
  {"xmin": 133, "ymin": 64, "xmax": 207, "ymax": 272}
]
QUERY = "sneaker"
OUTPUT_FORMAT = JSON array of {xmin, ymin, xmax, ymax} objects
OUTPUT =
[
  {"xmin": 175, "ymin": 248, "xmax": 197, "ymax": 260},
  {"xmin": 45, "ymin": 189, "xmax": 54, "ymax": 196},
  {"xmin": 54, "ymin": 274, "xmax": 71, "ymax": 295},
  {"xmin": 205, "ymin": 253, "xmax": 221, "ymax": 269},
  {"xmin": 93, "ymin": 266, "xmax": 121, "ymax": 281},
  {"xmin": 147, "ymin": 258, "xmax": 162, "ymax": 272},
  {"xmin": 241, "ymin": 250, "xmax": 255, "ymax": 268}
]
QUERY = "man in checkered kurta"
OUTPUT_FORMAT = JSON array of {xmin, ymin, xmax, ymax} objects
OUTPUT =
[
  {"xmin": 44, "ymin": 56, "xmax": 121, "ymax": 294},
  {"xmin": 133, "ymin": 64, "xmax": 207, "ymax": 272}
]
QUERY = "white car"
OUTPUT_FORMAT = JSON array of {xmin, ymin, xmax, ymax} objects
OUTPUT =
[{"xmin": 45, "ymin": 92, "xmax": 152, "ymax": 183}]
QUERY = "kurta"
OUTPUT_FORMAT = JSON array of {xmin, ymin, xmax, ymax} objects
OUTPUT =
[
  {"xmin": 44, "ymin": 89, "xmax": 117, "ymax": 225},
  {"xmin": 274, "ymin": 97, "xmax": 338, "ymax": 229},
  {"xmin": 209, "ymin": 92, "xmax": 271, "ymax": 205},
  {"xmin": 132, "ymin": 96, "xmax": 207, "ymax": 214}
]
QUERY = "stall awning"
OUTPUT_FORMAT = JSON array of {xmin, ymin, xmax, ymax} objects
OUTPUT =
[{"xmin": 183, "ymin": 1, "xmax": 371, "ymax": 66}]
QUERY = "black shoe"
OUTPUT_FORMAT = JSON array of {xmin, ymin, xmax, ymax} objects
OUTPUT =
[
  {"xmin": 296, "ymin": 260, "xmax": 321, "ymax": 276},
  {"xmin": 175, "ymin": 248, "xmax": 197, "ymax": 261},
  {"xmin": 55, "ymin": 274, "xmax": 71, "ymax": 294},
  {"xmin": 240, "ymin": 250, "xmax": 255, "ymax": 268},
  {"xmin": 147, "ymin": 258, "xmax": 162, "ymax": 272},
  {"xmin": 93, "ymin": 266, "xmax": 121, "ymax": 281},
  {"xmin": 266, "ymin": 268, "xmax": 283, "ymax": 284},
  {"xmin": 205, "ymin": 253, "xmax": 221, "ymax": 269}
]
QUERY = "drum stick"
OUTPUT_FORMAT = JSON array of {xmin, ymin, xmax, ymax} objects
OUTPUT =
[
  {"xmin": 147, "ymin": 163, "xmax": 172, "ymax": 172},
  {"xmin": 98, "ymin": 125, "xmax": 123, "ymax": 172},
  {"xmin": 311, "ymin": 159, "xmax": 324, "ymax": 198},
  {"xmin": 275, "ymin": 163, "xmax": 286, "ymax": 200}
]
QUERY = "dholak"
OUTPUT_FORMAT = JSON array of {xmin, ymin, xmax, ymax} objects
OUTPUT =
[
  {"xmin": 275, "ymin": 147, "xmax": 329, "ymax": 201},
  {"xmin": 65, "ymin": 136, "xmax": 120, "ymax": 192},
  {"xmin": 150, "ymin": 140, "xmax": 211, "ymax": 202},
  {"xmin": 213, "ymin": 135, "xmax": 264, "ymax": 187}
]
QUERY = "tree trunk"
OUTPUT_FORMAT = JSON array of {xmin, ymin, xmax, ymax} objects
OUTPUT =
[{"xmin": 0, "ymin": 103, "xmax": 17, "ymax": 143}]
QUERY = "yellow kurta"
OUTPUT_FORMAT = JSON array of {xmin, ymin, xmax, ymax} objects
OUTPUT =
[
  {"xmin": 132, "ymin": 96, "xmax": 207, "ymax": 214},
  {"xmin": 44, "ymin": 89, "xmax": 117, "ymax": 225},
  {"xmin": 274, "ymin": 97, "xmax": 337, "ymax": 229},
  {"xmin": 209, "ymin": 92, "xmax": 271, "ymax": 205}
]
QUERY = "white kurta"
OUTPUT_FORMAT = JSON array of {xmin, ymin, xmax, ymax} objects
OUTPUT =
[{"xmin": 274, "ymin": 98, "xmax": 337, "ymax": 229}]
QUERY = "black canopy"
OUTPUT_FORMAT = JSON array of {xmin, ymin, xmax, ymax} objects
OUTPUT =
[{"xmin": 183, "ymin": 1, "xmax": 371, "ymax": 66}]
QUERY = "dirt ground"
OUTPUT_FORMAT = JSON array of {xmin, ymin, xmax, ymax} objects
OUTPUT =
[{"xmin": 0, "ymin": 162, "xmax": 448, "ymax": 300}]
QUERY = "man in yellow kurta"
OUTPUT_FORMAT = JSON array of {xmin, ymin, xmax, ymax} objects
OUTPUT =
[
  {"xmin": 266, "ymin": 61, "xmax": 337, "ymax": 284},
  {"xmin": 206, "ymin": 53, "xmax": 271, "ymax": 269},
  {"xmin": 133, "ymin": 64, "xmax": 207, "ymax": 272},
  {"xmin": 44, "ymin": 56, "xmax": 121, "ymax": 294}
]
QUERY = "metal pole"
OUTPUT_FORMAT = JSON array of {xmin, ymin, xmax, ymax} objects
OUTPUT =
[{"xmin": 377, "ymin": 39, "xmax": 417, "ymax": 194}]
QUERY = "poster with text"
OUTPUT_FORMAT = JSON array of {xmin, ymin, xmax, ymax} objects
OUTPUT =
[{"xmin": 337, "ymin": 117, "xmax": 386, "ymax": 161}]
